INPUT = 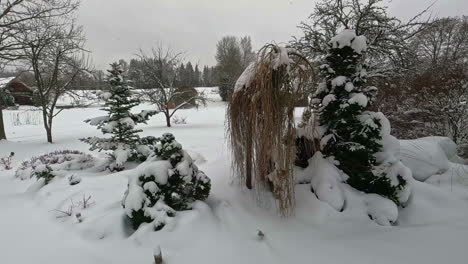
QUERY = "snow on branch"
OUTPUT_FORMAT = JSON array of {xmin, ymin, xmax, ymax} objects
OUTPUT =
[
  {"xmin": 330, "ymin": 29, "xmax": 368, "ymax": 53},
  {"xmin": 84, "ymin": 116, "xmax": 110, "ymax": 126}
]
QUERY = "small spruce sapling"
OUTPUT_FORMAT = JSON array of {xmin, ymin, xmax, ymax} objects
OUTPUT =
[{"xmin": 81, "ymin": 63, "xmax": 158, "ymax": 171}]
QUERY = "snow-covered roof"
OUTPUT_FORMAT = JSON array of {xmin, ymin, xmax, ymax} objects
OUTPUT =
[{"xmin": 0, "ymin": 77, "xmax": 15, "ymax": 88}]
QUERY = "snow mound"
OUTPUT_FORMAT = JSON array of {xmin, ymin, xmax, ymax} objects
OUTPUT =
[
  {"xmin": 399, "ymin": 138, "xmax": 451, "ymax": 181},
  {"xmin": 296, "ymin": 152, "xmax": 345, "ymax": 211},
  {"xmin": 365, "ymin": 194, "xmax": 398, "ymax": 226},
  {"xmin": 15, "ymin": 150, "xmax": 95, "ymax": 180},
  {"xmin": 186, "ymin": 150, "xmax": 207, "ymax": 165},
  {"xmin": 421, "ymin": 137, "xmax": 465, "ymax": 164},
  {"xmin": 348, "ymin": 93, "xmax": 368, "ymax": 107}
]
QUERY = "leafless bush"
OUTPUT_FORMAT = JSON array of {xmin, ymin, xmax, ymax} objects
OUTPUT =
[
  {"xmin": 172, "ymin": 115, "xmax": 187, "ymax": 125},
  {"xmin": 54, "ymin": 194, "xmax": 94, "ymax": 219},
  {"xmin": 0, "ymin": 152, "xmax": 14, "ymax": 170},
  {"xmin": 134, "ymin": 45, "xmax": 207, "ymax": 127},
  {"xmin": 78, "ymin": 194, "xmax": 95, "ymax": 209},
  {"xmin": 54, "ymin": 199, "xmax": 76, "ymax": 218}
]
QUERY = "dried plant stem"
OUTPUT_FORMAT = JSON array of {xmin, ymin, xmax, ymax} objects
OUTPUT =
[{"xmin": 227, "ymin": 44, "xmax": 315, "ymax": 216}]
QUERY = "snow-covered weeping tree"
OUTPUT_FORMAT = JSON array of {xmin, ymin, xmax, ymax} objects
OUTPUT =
[
  {"xmin": 81, "ymin": 63, "xmax": 158, "ymax": 171},
  {"xmin": 315, "ymin": 30, "xmax": 411, "ymax": 206}
]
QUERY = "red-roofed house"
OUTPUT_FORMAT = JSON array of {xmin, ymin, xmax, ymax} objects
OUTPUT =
[{"xmin": 0, "ymin": 77, "xmax": 34, "ymax": 105}]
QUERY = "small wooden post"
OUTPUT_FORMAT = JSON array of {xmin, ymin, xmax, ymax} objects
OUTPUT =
[
  {"xmin": 257, "ymin": 229, "xmax": 265, "ymax": 240},
  {"xmin": 154, "ymin": 246, "xmax": 163, "ymax": 264}
]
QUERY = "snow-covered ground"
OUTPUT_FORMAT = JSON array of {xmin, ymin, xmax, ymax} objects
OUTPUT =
[{"xmin": 1, "ymin": 89, "xmax": 468, "ymax": 264}]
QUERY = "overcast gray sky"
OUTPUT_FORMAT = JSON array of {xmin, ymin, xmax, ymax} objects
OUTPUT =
[{"xmin": 77, "ymin": 0, "xmax": 468, "ymax": 70}]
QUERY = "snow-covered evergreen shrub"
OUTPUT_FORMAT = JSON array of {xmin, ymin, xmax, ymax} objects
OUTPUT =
[
  {"xmin": 314, "ymin": 30, "xmax": 409, "ymax": 206},
  {"xmin": 33, "ymin": 165, "xmax": 55, "ymax": 184},
  {"xmin": 122, "ymin": 133, "xmax": 211, "ymax": 230},
  {"xmin": 15, "ymin": 150, "xmax": 94, "ymax": 180},
  {"xmin": 81, "ymin": 63, "xmax": 158, "ymax": 171}
]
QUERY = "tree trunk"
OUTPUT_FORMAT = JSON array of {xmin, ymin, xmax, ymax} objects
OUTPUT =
[
  {"xmin": 0, "ymin": 109, "xmax": 6, "ymax": 140},
  {"xmin": 46, "ymin": 127, "xmax": 52, "ymax": 143},
  {"xmin": 165, "ymin": 112, "xmax": 171, "ymax": 127},
  {"xmin": 42, "ymin": 110, "xmax": 53, "ymax": 143},
  {"xmin": 46, "ymin": 116, "xmax": 53, "ymax": 143}
]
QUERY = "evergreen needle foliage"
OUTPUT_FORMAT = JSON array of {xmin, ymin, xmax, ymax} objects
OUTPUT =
[
  {"xmin": 123, "ymin": 133, "xmax": 211, "ymax": 230},
  {"xmin": 81, "ymin": 63, "xmax": 158, "ymax": 170},
  {"xmin": 316, "ymin": 30, "xmax": 406, "ymax": 204}
]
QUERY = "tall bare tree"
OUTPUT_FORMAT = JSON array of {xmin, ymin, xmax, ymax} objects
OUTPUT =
[
  {"xmin": 0, "ymin": 0, "xmax": 79, "ymax": 63},
  {"xmin": 17, "ymin": 9, "xmax": 90, "ymax": 143},
  {"xmin": 0, "ymin": 0, "xmax": 80, "ymax": 140},
  {"xmin": 292, "ymin": 0, "xmax": 431, "ymax": 75},
  {"xmin": 135, "ymin": 45, "xmax": 206, "ymax": 127}
]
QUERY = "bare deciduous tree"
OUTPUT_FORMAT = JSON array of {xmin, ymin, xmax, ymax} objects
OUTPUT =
[
  {"xmin": 17, "ymin": 12, "xmax": 90, "ymax": 143},
  {"xmin": 135, "ymin": 45, "xmax": 206, "ymax": 127},
  {"xmin": 0, "ymin": 0, "xmax": 80, "ymax": 140},
  {"xmin": 292, "ymin": 0, "xmax": 431, "ymax": 76},
  {"xmin": 378, "ymin": 17, "xmax": 468, "ymax": 154},
  {"xmin": 0, "ymin": 0, "xmax": 79, "ymax": 63}
]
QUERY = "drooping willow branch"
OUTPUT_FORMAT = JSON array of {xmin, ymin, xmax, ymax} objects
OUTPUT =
[{"xmin": 227, "ymin": 44, "xmax": 315, "ymax": 216}]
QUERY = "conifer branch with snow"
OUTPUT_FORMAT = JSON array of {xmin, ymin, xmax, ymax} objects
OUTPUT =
[
  {"xmin": 314, "ymin": 29, "xmax": 411, "ymax": 209},
  {"xmin": 81, "ymin": 63, "xmax": 158, "ymax": 171}
]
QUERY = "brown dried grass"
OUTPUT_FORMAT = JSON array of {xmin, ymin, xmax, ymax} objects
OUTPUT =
[{"xmin": 227, "ymin": 44, "xmax": 314, "ymax": 216}]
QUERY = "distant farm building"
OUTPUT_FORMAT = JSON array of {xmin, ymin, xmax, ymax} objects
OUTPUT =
[{"xmin": 0, "ymin": 77, "xmax": 34, "ymax": 105}]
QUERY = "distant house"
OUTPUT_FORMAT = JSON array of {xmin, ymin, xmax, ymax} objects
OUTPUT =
[{"xmin": 0, "ymin": 77, "xmax": 34, "ymax": 105}]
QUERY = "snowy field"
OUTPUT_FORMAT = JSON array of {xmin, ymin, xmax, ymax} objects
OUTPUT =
[{"xmin": 1, "ymin": 88, "xmax": 468, "ymax": 264}]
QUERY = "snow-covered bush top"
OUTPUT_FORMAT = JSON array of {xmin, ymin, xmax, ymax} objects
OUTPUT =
[
  {"xmin": 154, "ymin": 133, "xmax": 183, "ymax": 165},
  {"xmin": 330, "ymin": 29, "xmax": 367, "ymax": 54},
  {"xmin": 33, "ymin": 165, "xmax": 56, "ymax": 185},
  {"xmin": 122, "ymin": 133, "xmax": 211, "ymax": 230},
  {"xmin": 15, "ymin": 150, "xmax": 94, "ymax": 180}
]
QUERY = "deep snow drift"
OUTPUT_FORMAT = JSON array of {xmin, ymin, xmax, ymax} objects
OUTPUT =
[{"xmin": 1, "ymin": 89, "xmax": 468, "ymax": 264}]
